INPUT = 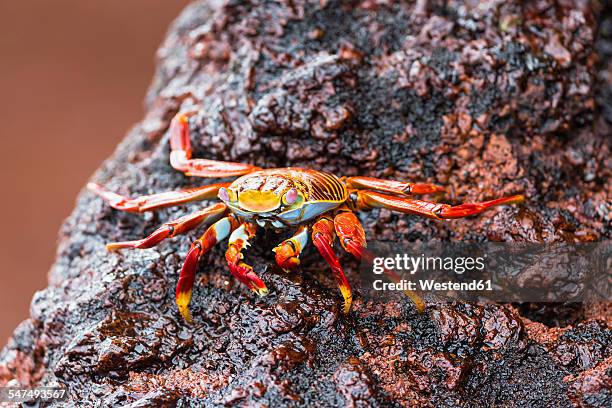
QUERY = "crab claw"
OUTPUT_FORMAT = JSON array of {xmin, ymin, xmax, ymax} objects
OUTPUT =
[
  {"xmin": 226, "ymin": 257, "xmax": 269, "ymax": 296},
  {"xmin": 273, "ymin": 226, "xmax": 309, "ymax": 272},
  {"xmin": 225, "ymin": 223, "xmax": 269, "ymax": 296},
  {"xmin": 273, "ymin": 243, "xmax": 301, "ymax": 271}
]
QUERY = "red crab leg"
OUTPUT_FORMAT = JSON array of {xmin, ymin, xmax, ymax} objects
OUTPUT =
[
  {"xmin": 88, "ymin": 182, "xmax": 230, "ymax": 213},
  {"xmin": 333, "ymin": 210, "xmax": 425, "ymax": 312},
  {"xmin": 355, "ymin": 190, "xmax": 524, "ymax": 219},
  {"xmin": 344, "ymin": 176, "xmax": 445, "ymax": 196},
  {"xmin": 106, "ymin": 203, "xmax": 227, "ymax": 251},
  {"xmin": 176, "ymin": 215, "xmax": 240, "ymax": 322},
  {"xmin": 225, "ymin": 222, "xmax": 269, "ymax": 296},
  {"xmin": 169, "ymin": 113, "xmax": 261, "ymax": 177},
  {"xmin": 272, "ymin": 226, "xmax": 309, "ymax": 271},
  {"xmin": 312, "ymin": 217, "xmax": 353, "ymax": 314}
]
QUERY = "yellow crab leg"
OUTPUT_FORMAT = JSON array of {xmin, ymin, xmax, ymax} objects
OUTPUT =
[
  {"xmin": 105, "ymin": 203, "xmax": 227, "ymax": 251},
  {"xmin": 176, "ymin": 215, "xmax": 240, "ymax": 323},
  {"xmin": 355, "ymin": 190, "xmax": 524, "ymax": 219},
  {"xmin": 312, "ymin": 217, "xmax": 353, "ymax": 314},
  {"xmin": 333, "ymin": 210, "xmax": 425, "ymax": 312},
  {"xmin": 343, "ymin": 176, "xmax": 445, "ymax": 196},
  {"xmin": 169, "ymin": 113, "xmax": 260, "ymax": 177},
  {"xmin": 88, "ymin": 182, "xmax": 230, "ymax": 212}
]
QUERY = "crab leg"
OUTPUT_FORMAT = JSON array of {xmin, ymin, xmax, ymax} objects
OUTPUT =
[
  {"xmin": 312, "ymin": 217, "xmax": 353, "ymax": 314},
  {"xmin": 272, "ymin": 226, "xmax": 309, "ymax": 271},
  {"xmin": 355, "ymin": 190, "xmax": 524, "ymax": 219},
  {"xmin": 333, "ymin": 210, "xmax": 425, "ymax": 312},
  {"xmin": 225, "ymin": 222, "xmax": 269, "ymax": 296},
  {"xmin": 344, "ymin": 176, "xmax": 445, "ymax": 196},
  {"xmin": 176, "ymin": 215, "xmax": 240, "ymax": 322},
  {"xmin": 105, "ymin": 203, "xmax": 227, "ymax": 251},
  {"xmin": 88, "ymin": 182, "xmax": 229, "ymax": 213},
  {"xmin": 169, "ymin": 113, "xmax": 261, "ymax": 177}
]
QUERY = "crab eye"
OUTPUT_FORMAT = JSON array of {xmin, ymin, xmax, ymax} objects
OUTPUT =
[
  {"xmin": 218, "ymin": 187, "xmax": 232, "ymax": 202},
  {"xmin": 283, "ymin": 188, "xmax": 298, "ymax": 205}
]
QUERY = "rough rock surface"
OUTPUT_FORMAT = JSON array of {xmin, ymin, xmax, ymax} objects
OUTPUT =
[{"xmin": 1, "ymin": 0, "xmax": 610, "ymax": 406}]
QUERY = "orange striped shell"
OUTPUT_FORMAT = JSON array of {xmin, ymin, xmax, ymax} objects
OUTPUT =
[{"xmin": 225, "ymin": 168, "xmax": 347, "ymax": 227}]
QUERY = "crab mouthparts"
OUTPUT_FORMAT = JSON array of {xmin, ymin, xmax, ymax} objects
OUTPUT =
[{"xmin": 256, "ymin": 216, "xmax": 286, "ymax": 228}]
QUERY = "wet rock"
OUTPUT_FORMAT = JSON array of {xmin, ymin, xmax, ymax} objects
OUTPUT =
[
  {"xmin": 566, "ymin": 356, "xmax": 612, "ymax": 408},
  {"xmin": 1, "ymin": 0, "xmax": 610, "ymax": 406},
  {"xmin": 333, "ymin": 357, "xmax": 377, "ymax": 407}
]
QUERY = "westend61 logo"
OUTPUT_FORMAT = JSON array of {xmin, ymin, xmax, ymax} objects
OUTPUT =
[{"xmin": 372, "ymin": 254, "xmax": 486, "ymax": 275}]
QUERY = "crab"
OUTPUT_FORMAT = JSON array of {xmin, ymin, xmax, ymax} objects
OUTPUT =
[{"xmin": 88, "ymin": 112, "xmax": 524, "ymax": 322}]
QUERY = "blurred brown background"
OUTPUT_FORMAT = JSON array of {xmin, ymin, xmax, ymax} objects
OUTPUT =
[{"xmin": 0, "ymin": 0, "xmax": 191, "ymax": 343}]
